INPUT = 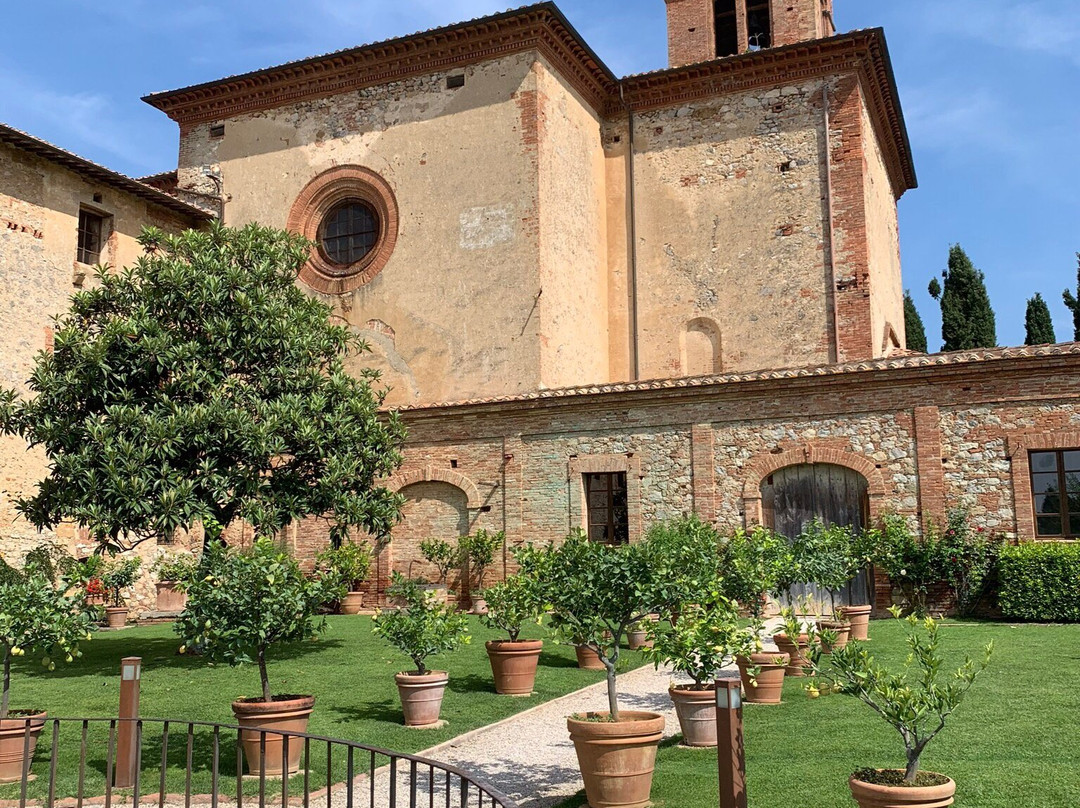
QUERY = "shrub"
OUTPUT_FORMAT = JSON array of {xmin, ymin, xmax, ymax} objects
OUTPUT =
[
  {"xmin": 644, "ymin": 515, "xmax": 725, "ymax": 610},
  {"xmin": 479, "ymin": 575, "xmax": 544, "ymax": 642},
  {"xmin": 419, "ymin": 538, "xmax": 462, "ymax": 586},
  {"xmin": 460, "ymin": 529, "xmax": 503, "ymax": 594},
  {"xmin": 315, "ymin": 541, "xmax": 372, "ymax": 591},
  {"xmin": 151, "ymin": 553, "xmax": 199, "ymax": 585},
  {"xmin": 794, "ymin": 520, "xmax": 874, "ymax": 614},
  {"xmin": 642, "ymin": 599, "xmax": 754, "ymax": 689},
  {"xmin": 372, "ymin": 573, "xmax": 470, "ymax": 674},
  {"xmin": 998, "ymin": 542, "xmax": 1080, "ymax": 622},
  {"xmin": 101, "ymin": 557, "xmax": 141, "ymax": 608},
  {"xmin": 870, "ymin": 514, "xmax": 947, "ymax": 616},
  {"xmin": 175, "ymin": 539, "xmax": 341, "ymax": 702},
  {"xmin": 720, "ymin": 526, "xmax": 794, "ymax": 618},
  {"xmin": 937, "ymin": 509, "xmax": 1004, "ymax": 616}
]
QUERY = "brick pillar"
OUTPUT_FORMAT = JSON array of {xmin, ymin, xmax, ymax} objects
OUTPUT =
[
  {"xmin": 502, "ymin": 435, "xmax": 524, "ymax": 575},
  {"xmin": 665, "ymin": 0, "xmax": 715, "ymax": 67},
  {"xmin": 691, "ymin": 424, "xmax": 717, "ymax": 521},
  {"xmin": 770, "ymin": 0, "xmax": 835, "ymax": 47},
  {"xmin": 913, "ymin": 406, "xmax": 945, "ymax": 532}
]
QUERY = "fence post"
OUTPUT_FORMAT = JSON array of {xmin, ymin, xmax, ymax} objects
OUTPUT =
[
  {"xmin": 115, "ymin": 657, "xmax": 142, "ymax": 788},
  {"xmin": 716, "ymin": 678, "xmax": 746, "ymax": 808}
]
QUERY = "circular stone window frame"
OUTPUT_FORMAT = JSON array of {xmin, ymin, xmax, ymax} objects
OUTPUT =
[{"xmin": 287, "ymin": 166, "xmax": 399, "ymax": 295}]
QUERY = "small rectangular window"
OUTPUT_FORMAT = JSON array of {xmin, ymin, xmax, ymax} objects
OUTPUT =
[
  {"xmin": 1030, "ymin": 450, "xmax": 1080, "ymax": 538},
  {"xmin": 77, "ymin": 208, "xmax": 105, "ymax": 265},
  {"xmin": 714, "ymin": 0, "xmax": 739, "ymax": 57},
  {"xmin": 209, "ymin": 123, "xmax": 225, "ymax": 138},
  {"xmin": 746, "ymin": 0, "xmax": 772, "ymax": 49},
  {"xmin": 584, "ymin": 472, "xmax": 629, "ymax": 545},
  {"xmin": 446, "ymin": 74, "xmax": 465, "ymax": 89}
]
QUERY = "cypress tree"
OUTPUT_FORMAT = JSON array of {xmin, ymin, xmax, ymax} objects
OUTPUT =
[
  {"xmin": 903, "ymin": 291, "xmax": 928, "ymax": 353},
  {"xmin": 1024, "ymin": 293, "xmax": 1056, "ymax": 345},
  {"xmin": 1062, "ymin": 253, "xmax": 1080, "ymax": 341},
  {"xmin": 928, "ymin": 245, "xmax": 997, "ymax": 351}
]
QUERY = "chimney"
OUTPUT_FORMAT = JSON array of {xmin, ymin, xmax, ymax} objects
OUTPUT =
[{"xmin": 665, "ymin": 0, "xmax": 715, "ymax": 67}]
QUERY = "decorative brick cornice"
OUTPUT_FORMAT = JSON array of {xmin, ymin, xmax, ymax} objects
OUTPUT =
[
  {"xmin": 613, "ymin": 29, "xmax": 916, "ymax": 196},
  {"xmin": 142, "ymin": 3, "xmax": 617, "ymax": 125}
]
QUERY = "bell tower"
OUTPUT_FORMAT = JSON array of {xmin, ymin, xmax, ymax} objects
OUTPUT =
[{"xmin": 665, "ymin": 0, "xmax": 836, "ymax": 67}]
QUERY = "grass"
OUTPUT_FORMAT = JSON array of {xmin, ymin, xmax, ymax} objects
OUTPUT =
[
  {"xmin": 2, "ymin": 615, "xmax": 642, "ymax": 801},
  {"xmin": 558, "ymin": 620, "xmax": 1080, "ymax": 808}
]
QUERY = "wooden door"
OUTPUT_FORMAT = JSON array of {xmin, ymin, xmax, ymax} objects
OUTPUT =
[{"xmin": 760, "ymin": 463, "xmax": 872, "ymax": 607}]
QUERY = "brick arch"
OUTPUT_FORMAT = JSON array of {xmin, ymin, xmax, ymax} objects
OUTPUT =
[
  {"xmin": 741, "ymin": 444, "xmax": 887, "ymax": 526},
  {"xmin": 384, "ymin": 465, "xmax": 483, "ymax": 509}
]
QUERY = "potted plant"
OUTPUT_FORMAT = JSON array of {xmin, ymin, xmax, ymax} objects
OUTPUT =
[
  {"xmin": 150, "ymin": 553, "xmax": 197, "ymax": 613},
  {"xmin": 315, "ymin": 541, "xmax": 372, "ymax": 614},
  {"xmin": 721, "ymin": 525, "xmax": 795, "ymax": 620},
  {"xmin": 175, "ymin": 539, "xmax": 340, "ymax": 776},
  {"xmin": 372, "ymin": 573, "xmax": 470, "ymax": 726},
  {"xmin": 772, "ymin": 603, "xmax": 817, "ymax": 678},
  {"xmin": 460, "ymin": 529, "xmax": 503, "ymax": 614},
  {"xmin": 643, "ymin": 599, "xmax": 753, "ymax": 747},
  {"xmin": 418, "ymin": 538, "xmax": 462, "ymax": 605},
  {"xmin": 61, "ymin": 556, "xmax": 107, "ymax": 607},
  {"xmin": 811, "ymin": 607, "xmax": 993, "ymax": 807},
  {"xmin": 100, "ymin": 557, "xmax": 141, "ymax": 628},
  {"xmin": 516, "ymin": 532, "xmax": 677, "ymax": 808},
  {"xmin": 0, "ymin": 554, "xmax": 92, "ymax": 782},
  {"xmin": 625, "ymin": 618, "xmax": 654, "ymax": 651},
  {"xmin": 479, "ymin": 575, "xmax": 545, "ymax": 695}
]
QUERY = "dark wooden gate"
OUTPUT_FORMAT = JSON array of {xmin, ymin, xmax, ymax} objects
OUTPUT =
[{"xmin": 760, "ymin": 463, "xmax": 872, "ymax": 607}]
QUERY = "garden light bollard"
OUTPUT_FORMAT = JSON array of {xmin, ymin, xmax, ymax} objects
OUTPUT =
[
  {"xmin": 114, "ymin": 657, "xmax": 142, "ymax": 788},
  {"xmin": 715, "ymin": 678, "xmax": 746, "ymax": 808}
]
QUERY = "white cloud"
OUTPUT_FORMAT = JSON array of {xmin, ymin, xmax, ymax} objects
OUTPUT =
[{"xmin": 917, "ymin": 0, "xmax": 1080, "ymax": 64}]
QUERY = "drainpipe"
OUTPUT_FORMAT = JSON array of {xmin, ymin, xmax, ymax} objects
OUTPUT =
[
  {"xmin": 619, "ymin": 82, "xmax": 641, "ymax": 381},
  {"xmin": 822, "ymin": 85, "xmax": 841, "ymax": 365}
]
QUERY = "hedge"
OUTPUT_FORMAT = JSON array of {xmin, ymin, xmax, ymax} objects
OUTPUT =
[{"xmin": 998, "ymin": 542, "xmax": 1080, "ymax": 623}]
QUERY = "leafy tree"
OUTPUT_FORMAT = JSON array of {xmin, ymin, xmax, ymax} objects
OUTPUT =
[
  {"xmin": 1062, "ymin": 253, "xmax": 1080, "ymax": 341},
  {"xmin": 1024, "ymin": 293, "xmax": 1056, "ymax": 345},
  {"xmin": 100, "ymin": 557, "xmax": 141, "ymax": 608},
  {"xmin": 0, "ymin": 222, "xmax": 406, "ymax": 552},
  {"xmin": 175, "ymin": 539, "xmax": 341, "ymax": 702},
  {"xmin": 903, "ymin": 291, "xmax": 928, "ymax": 353},
  {"xmin": 478, "ymin": 575, "xmax": 544, "ymax": 642},
  {"xmin": 460, "ymin": 529, "xmax": 504, "ymax": 594},
  {"xmin": 314, "ymin": 541, "xmax": 372, "ymax": 591},
  {"xmin": 372, "ymin": 573, "xmax": 470, "ymax": 675},
  {"xmin": 928, "ymin": 245, "xmax": 997, "ymax": 351},
  {"xmin": 642, "ymin": 600, "xmax": 753, "ymax": 689},
  {"xmin": 419, "ymin": 538, "xmax": 463, "ymax": 586}
]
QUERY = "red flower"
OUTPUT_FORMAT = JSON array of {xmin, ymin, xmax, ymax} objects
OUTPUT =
[{"xmin": 85, "ymin": 578, "xmax": 106, "ymax": 596}]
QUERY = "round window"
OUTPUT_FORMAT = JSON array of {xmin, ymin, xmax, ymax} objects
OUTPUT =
[{"xmin": 319, "ymin": 201, "xmax": 380, "ymax": 267}]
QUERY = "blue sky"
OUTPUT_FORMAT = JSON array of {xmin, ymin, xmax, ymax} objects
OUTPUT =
[{"xmin": 2, "ymin": 0, "xmax": 1077, "ymax": 350}]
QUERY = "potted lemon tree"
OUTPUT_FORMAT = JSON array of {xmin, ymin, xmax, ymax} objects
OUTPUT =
[
  {"xmin": 0, "ymin": 553, "xmax": 92, "ymax": 782},
  {"xmin": 460, "ymin": 529, "xmax": 503, "ymax": 614},
  {"xmin": 811, "ymin": 607, "xmax": 992, "ymax": 807},
  {"xmin": 315, "ymin": 541, "xmax": 372, "ymax": 614},
  {"xmin": 176, "ymin": 539, "xmax": 341, "ymax": 776},
  {"xmin": 479, "ymin": 575, "xmax": 545, "ymax": 695},
  {"xmin": 419, "ymin": 538, "xmax": 462, "ymax": 605},
  {"xmin": 151, "ymin": 553, "xmax": 197, "ymax": 613},
  {"xmin": 100, "ymin": 557, "xmax": 141, "ymax": 628},
  {"xmin": 373, "ymin": 573, "xmax": 470, "ymax": 727}
]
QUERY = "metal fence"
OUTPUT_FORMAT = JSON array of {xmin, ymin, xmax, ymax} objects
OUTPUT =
[{"xmin": 0, "ymin": 717, "xmax": 518, "ymax": 808}]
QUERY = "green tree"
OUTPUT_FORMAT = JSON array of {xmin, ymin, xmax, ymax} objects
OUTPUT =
[
  {"xmin": 0, "ymin": 222, "xmax": 406, "ymax": 551},
  {"xmin": 1062, "ymin": 253, "xmax": 1080, "ymax": 341},
  {"xmin": 903, "ymin": 291, "xmax": 928, "ymax": 353},
  {"xmin": 1024, "ymin": 293, "xmax": 1057, "ymax": 345},
  {"xmin": 928, "ymin": 245, "xmax": 997, "ymax": 351}
]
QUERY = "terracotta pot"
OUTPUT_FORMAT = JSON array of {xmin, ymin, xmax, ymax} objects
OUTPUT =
[
  {"xmin": 575, "ymin": 645, "xmax": 606, "ymax": 670},
  {"xmin": 104, "ymin": 607, "xmax": 127, "ymax": 629},
  {"xmin": 849, "ymin": 771, "xmax": 956, "ymax": 807},
  {"xmin": 773, "ymin": 633, "xmax": 810, "ymax": 677},
  {"xmin": 231, "ymin": 696, "xmax": 313, "ymax": 777},
  {"xmin": 669, "ymin": 685, "xmax": 716, "ymax": 747},
  {"xmin": 567, "ymin": 711, "xmax": 665, "ymax": 808},
  {"xmin": 471, "ymin": 597, "xmax": 488, "ymax": 615},
  {"xmin": 626, "ymin": 629, "xmax": 652, "ymax": 650},
  {"xmin": 840, "ymin": 604, "xmax": 873, "ymax": 641},
  {"xmin": 395, "ymin": 671, "xmax": 448, "ymax": 726},
  {"xmin": 339, "ymin": 591, "xmax": 364, "ymax": 615},
  {"xmin": 486, "ymin": 640, "xmax": 543, "ymax": 695},
  {"xmin": 818, "ymin": 619, "xmax": 852, "ymax": 652},
  {"xmin": 155, "ymin": 581, "xmax": 187, "ymax": 613},
  {"xmin": 736, "ymin": 652, "xmax": 789, "ymax": 704},
  {"xmin": 0, "ymin": 712, "xmax": 46, "ymax": 783},
  {"xmin": 85, "ymin": 593, "xmax": 106, "ymax": 608}
]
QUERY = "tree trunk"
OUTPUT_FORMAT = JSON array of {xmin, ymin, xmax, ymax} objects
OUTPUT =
[
  {"xmin": 605, "ymin": 661, "xmax": 619, "ymax": 721},
  {"xmin": 904, "ymin": 748, "xmax": 921, "ymax": 783},
  {"xmin": 257, "ymin": 648, "xmax": 271, "ymax": 703},
  {"xmin": 1, "ymin": 648, "xmax": 10, "ymax": 720}
]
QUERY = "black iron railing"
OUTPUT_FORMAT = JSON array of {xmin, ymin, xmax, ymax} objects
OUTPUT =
[{"xmin": 0, "ymin": 717, "xmax": 518, "ymax": 808}]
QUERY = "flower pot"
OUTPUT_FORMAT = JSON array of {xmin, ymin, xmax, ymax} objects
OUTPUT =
[
  {"xmin": 486, "ymin": 640, "xmax": 543, "ymax": 695},
  {"xmin": 395, "ymin": 671, "xmax": 448, "ymax": 726},
  {"xmin": 773, "ymin": 633, "xmax": 810, "ymax": 677},
  {"xmin": 339, "ymin": 591, "xmax": 364, "ymax": 615},
  {"xmin": 626, "ymin": 629, "xmax": 652, "ymax": 651},
  {"xmin": 155, "ymin": 581, "xmax": 187, "ymax": 613},
  {"xmin": 736, "ymin": 652, "xmax": 789, "ymax": 704},
  {"xmin": 818, "ymin": 620, "xmax": 852, "ymax": 653},
  {"xmin": 567, "ymin": 711, "xmax": 665, "ymax": 808},
  {"xmin": 231, "ymin": 696, "xmax": 314, "ymax": 777},
  {"xmin": 104, "ymin": 607, "xmax": 128, "ymax": 629},
  {"xmin": 0, "ymin": 712, "xmax": 46, "ymax": 783},
  {"xmin": 575, "ymin": 645, "xmax": 606, "ymax": 670},
  {"xmin": 840, "ymin": 605, "xmax": 873, "ymax": 641},
  {"xmin": 471, "ymin": 597, "xmax": 488, "ymax": 615},
  {"xmin": 849, "ymin": 771, "xmax": 956, "ymax": 807},
  {"xmin": 669, "ymin": 685, "xmax": 716, "ymax": 747}
]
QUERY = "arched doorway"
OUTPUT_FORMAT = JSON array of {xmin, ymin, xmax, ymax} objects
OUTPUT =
[
  {"xmin": 394, "ymin": 481, "xmax": 472, "ymax": 594},
  {"xmin": 760, "ymin": 463, "xmax": 872, "ymax": 606}
]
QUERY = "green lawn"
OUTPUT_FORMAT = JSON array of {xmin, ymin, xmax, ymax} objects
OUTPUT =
[
  {"xmin": 560, "ymin": 621, "xmax": 1080, "ymax": 808},
  {"xmin": 4, "ymin": 615, "xmax": 637, "ymax": 801}
]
